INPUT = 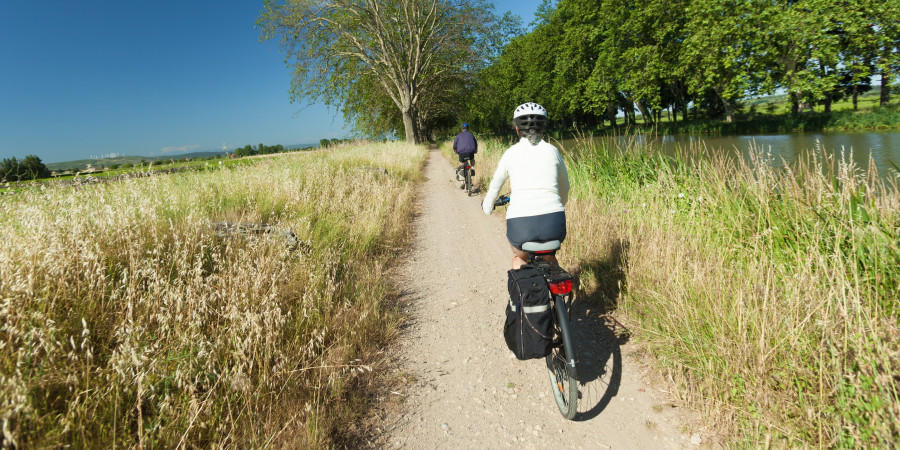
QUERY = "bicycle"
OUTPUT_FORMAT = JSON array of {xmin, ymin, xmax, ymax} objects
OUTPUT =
[
  {"xmin": 456, "ymin": 156, "xmax": 475, "ymax": 196},
  {"xmin": 494, "ymin": 195, "xmax": 579, "ymax": 419}
]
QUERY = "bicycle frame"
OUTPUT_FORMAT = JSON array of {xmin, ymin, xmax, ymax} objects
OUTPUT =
[
  {"xmin": 493, "ymin": 195, "xmax": 578, "ymax": 418},
  {"xmin": 527, "ymin": 251, "xmax": 579, "ymax": 418}
]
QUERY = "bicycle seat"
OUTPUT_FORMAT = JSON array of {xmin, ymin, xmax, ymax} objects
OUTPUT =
[{"xmin": 522, "ymin": 240, "xmax": 561, "ymax": 252}]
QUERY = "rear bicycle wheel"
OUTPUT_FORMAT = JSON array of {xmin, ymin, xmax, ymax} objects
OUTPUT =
[
  {"xmin": 464, "ymin": 168, "xmax": 472, "ymax": 195},
  {"xmin": 546, "ymin": 295, "xmax": 578, "ymax": 419}
]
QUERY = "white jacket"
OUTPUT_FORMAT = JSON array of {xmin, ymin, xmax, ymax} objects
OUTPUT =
[{"xmin": 482, "ymin": 138, "xmax": 569, "ymax": 218}]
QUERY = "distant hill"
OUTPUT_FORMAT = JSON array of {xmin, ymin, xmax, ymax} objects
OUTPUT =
[
  {"xmin": 45, "ymin": 151, "xmax": 228, "ymax": 171},
  {"xmin": 44, "ymin": 143, "xmax": 322, "ymax": 171}
]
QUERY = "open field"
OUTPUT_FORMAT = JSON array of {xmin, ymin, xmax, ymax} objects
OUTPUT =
[
  {"xmin": 461, "ymin": 136, "xmax": 899, "ymax": 446},
  {"xmin": 0, "ymin": 141, "xmax": 426, "ymax": 447}
]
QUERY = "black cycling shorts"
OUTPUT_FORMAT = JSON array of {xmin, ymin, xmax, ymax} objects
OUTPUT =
[
  {"xmin": 506, "ymin": 211, "xmax": 566, "ymax": 250},
  {"xmin": 458, "ymin": 153, "xmax": 475, "ymax": 163}
]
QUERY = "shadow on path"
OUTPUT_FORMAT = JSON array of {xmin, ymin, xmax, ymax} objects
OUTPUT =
[{"xmin": 567, "ymin": 238, "xmax": 632, "ymax": 421}]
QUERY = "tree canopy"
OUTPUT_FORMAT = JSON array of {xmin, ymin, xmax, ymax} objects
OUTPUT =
[
  {"xmin": 0, "ymin": 155, "xmax": 50, "ymax": 182},
  {"xmin": 464, "ymin": 0, "xmax": 899, "ymax": 130},
  {"xmin": 258, "ymin": 0, "xmax": 515, "ymax": 143}
]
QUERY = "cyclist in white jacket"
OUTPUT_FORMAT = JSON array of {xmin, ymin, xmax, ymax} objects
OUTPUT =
[{"xmin": 482, "ymin": 102, "xmax": 569, "ymax": 270}]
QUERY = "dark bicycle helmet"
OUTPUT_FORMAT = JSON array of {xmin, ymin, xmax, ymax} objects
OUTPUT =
[{"xmin": 512, "ymin": 102, "xmax": 548, "ymax": 144}]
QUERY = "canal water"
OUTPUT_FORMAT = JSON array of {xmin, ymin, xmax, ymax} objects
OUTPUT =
[{"xmin": 556, "ymin": 130, "xmax": 900, "ymax": 178}]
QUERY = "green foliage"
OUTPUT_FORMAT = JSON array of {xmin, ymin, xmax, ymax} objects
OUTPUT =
[
  {"xmin": 0, "ymin": 155, "xmax": 50, "ymax": 181},
  {"xmin": 258, "ymin": 0, "xmax": 513, "ymax": 143},
  {"xmin": 466, "ymin": 0, "xmax": 900, "ymax": 131},
  {"xmin": 234, "ymin": 145, "xmax": 254, "ymax": 157}
]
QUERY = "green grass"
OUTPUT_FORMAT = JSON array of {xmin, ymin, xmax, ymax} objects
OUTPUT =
[{"xmin": 559, "ymin": 135, "xmax": 900, "ymax": 446}]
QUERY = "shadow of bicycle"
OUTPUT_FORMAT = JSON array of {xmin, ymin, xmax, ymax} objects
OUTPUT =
[{"xmin": 567, "ymin": 238, "xmax": 631, "ymax": 421}]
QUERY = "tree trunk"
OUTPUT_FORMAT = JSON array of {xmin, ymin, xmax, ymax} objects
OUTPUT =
[
  {"xmin": 790, "ymin": 92, "xmax": 800, "ymax": 115},
  {"xmin": 852, "ymin": 84, "xmax": 859, "ymax": 110},
  {"xmin": 636, "ymin": 101, "xmax": 653, "ymax": 124},
  {"xmin": 881, "ymin": 71, "xmax": 891, "ymax": 106},
  {"xmin": 670, "ymin": 79, "xmax": 688, "ymax": 123},
  {"xmin": 401, "ymin": 107, "xmax": 416, "ymax": 143},
  {"xmin": 820, "ymin": 62, "xmax": 832, "ymax": 113},
  {"xmin": 606, "ymin": 103, "xmax": 617, "ymax": 128},
  {"xmin": 714, "ymin": 87, "xmax": 735, "ymax": 123},
  {"xmin": 414, "ymin": 110, "xmax": 427, "ymax": 144}
]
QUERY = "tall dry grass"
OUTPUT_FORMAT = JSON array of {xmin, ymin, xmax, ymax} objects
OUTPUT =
[
  {"xmin": 559, "ymin": 135, "xmax": 899, "ymax": 446},
  {"xmin": 0, "ymin": 142, "xmax": 426, "ymax": 447},
  {"xmin": 459, "ymin": 131, "xmax": 898, "ymax": 445}
]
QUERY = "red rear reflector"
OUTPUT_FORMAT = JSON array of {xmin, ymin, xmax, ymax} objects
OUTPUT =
[{"xmin": 549, "ymin": 279, "xmax": 572, "ymax": 295}]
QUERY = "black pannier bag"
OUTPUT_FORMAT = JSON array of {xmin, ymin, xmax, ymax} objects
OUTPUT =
[{"xmin": 504, "ymin": 265, "xmax": 553, "ymax": 360}]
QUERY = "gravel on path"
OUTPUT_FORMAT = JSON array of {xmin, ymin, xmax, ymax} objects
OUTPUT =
[{"xmin": 374, "ymin": 147, "xmax": 701, "ymax": 449}]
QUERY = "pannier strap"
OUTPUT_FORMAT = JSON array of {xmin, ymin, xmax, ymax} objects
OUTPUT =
[{"xmin": 509, "ymin": 298, "xmax": 550, "ymax": 314}]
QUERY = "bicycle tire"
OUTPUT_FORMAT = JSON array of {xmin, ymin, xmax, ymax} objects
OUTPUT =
[
  {"xmin": 464, "ymin": 168, "xmax": 472, "ymax": 196},
  {"xmin": 546, "ymin": 295, "xmax": 578, "ymax": 419}
]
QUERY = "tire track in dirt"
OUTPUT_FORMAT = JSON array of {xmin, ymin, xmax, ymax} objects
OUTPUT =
[{"xmin": 376, "ymin": 148, "xmax": 701, "ymax": 448}]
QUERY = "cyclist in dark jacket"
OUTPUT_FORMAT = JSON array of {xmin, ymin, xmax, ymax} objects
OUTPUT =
[{"xmin": 453, "ymin": 123, "xmax": 477, "ymax": 185}]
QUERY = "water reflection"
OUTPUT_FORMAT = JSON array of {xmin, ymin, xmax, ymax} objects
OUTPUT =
[{"xmin": 556, "ymin": 131, "xmax": 900, "ymax": 178}]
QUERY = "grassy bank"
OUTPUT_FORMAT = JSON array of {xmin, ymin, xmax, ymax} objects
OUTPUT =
[
  {"xmin": 654, "ymin": 104, "xmax": 900, "ymax": 135},
  {"xmin": 0, "ymin": 142, "xmax": 426, "ymax": 447},
  {"xmin": 465, "ymin": 135, "xmax": 899, "ymax": 446},
  {"xmin": 564, "ymin": 138, "xmax": 899, "ymax": 446}
]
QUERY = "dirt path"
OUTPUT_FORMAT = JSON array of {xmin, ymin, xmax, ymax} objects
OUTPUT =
[{"xmin": 376, "ymin": 148, "xmax": 701, "ymax": 448}]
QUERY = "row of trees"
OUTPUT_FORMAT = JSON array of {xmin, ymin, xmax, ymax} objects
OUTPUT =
[
  {"xmin": 0, "ymin": 156, "xmax": 50, "ymax": 182},
  {"xmin": 233, "ymin": 143, "xmax": 285, "ymax": 157},
  {"xmin": 467, "ymin": 0, "xmax": 900, "ymax": 132},
  {"xmin": 261, "ymin": 0, "xmax": 898, "ymax": 141},
  {"xmin": 319, "ymin": 138, "xmax": 355, "ymax": 148}
]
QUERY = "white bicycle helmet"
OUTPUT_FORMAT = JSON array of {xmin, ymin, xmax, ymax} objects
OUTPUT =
[
  {"xmin": 512, "ymin": 103, "xmax": 548, "ymax": 145},
  {"xmin": 513, "ymin": 102, "xmax": 547, "ymax": 119}
]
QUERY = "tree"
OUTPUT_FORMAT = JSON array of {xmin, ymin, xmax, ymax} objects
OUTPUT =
[
  {"xmin": 234, "ymin": 145, "xmax": 254, "ymax": 157},
  {"xmin": 20, "ymin": 155, "xmax": 50, "ymax": 180},
  {"xmin": 680, "ymin": 0, "xmax": 769, "ymax": 122},
  {"xmin": 0, "ymin": 157, "xmax": 20, "ymax": 182},
  {"xmin": 760, "ymin": 0, "xmax": 845, "ymax": 114},
  {"xmin": 862, "ymin": 0, "xmax": 900, "ymax": 105},
  {"xmin": 259, "ymin": 0, "xmax": 505, "ymax": 143},
  {"xmin": 830, "ymin": 0, "xmax": 878, "ymax": 111}
]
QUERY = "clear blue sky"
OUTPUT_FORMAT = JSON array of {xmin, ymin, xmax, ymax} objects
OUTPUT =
[{"xmin": 0, "ymin": 0, "xmax": 544, "ymax": 163}]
